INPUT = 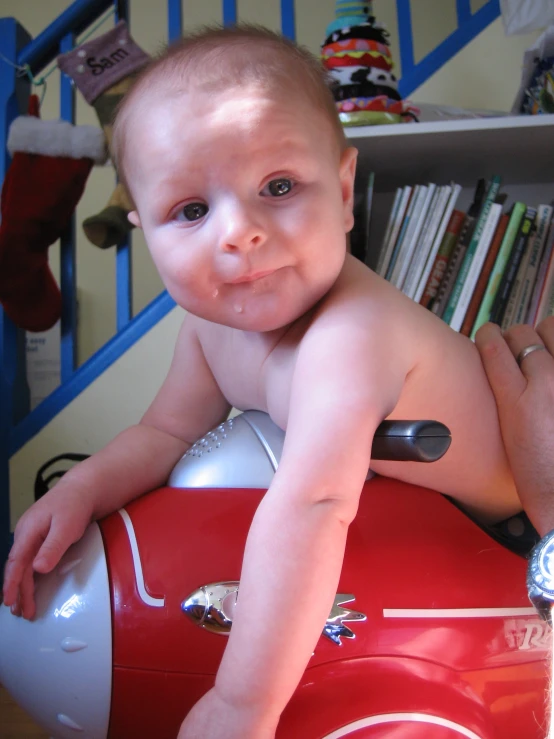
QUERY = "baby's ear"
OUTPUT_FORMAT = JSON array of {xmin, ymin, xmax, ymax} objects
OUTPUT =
[
  {"xmin": 127, "ymin": 210, "xmax": 142, "ymax": 228},
  {"xmin": 339, "ymin": 147, "xmax": 358, "ymax": 232}
]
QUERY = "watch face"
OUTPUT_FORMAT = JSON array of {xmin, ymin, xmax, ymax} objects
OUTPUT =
[{"xmin": 531, "ymin": 535, "xmax": 554, "ymax": 597}]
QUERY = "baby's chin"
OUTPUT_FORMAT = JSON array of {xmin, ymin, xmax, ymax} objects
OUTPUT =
[
  {"xmin": 169, "ymin": 275, "xmax": 330, "ymax": 332},
  {"xmin": 206, "ymin": 311, "xmax": 298, "ymax": 333},
  {"xmin": 183, "ymin": 300, "xmax": 305, "ymax": 333}
]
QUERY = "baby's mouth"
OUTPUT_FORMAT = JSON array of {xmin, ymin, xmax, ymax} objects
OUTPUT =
[{"xmin": 229, "ymin": 269, "xmax": 276, "ymax": 285}]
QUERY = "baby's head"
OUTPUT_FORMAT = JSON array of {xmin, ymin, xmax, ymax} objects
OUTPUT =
[
  {"xmin": 113, "ymin": 24, "xmax": 347, "ymax": 190},
  {"xmin": 113, "ymin": 25, "xmax": 357, "ymax": 332}
]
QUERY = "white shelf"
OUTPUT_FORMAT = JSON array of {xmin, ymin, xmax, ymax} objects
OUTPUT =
[{"xmin": 347, "ymin": 114, "xmax": 554, "ymax": 190}]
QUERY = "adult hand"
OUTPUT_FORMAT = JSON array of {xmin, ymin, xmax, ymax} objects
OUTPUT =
[{"xmin": 475, "ymin": 317, "xmax": 554, "ymax": 536}]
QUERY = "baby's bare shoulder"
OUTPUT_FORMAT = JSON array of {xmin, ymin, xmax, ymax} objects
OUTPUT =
[{"xmin": 314, "ymin": 256, "xmax": 439, "ymax": 348}]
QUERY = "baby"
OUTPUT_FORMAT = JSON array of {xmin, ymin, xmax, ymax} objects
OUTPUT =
[{"xmin": 3, "ymin": 24, "xmax": 521, "ymax": 739}]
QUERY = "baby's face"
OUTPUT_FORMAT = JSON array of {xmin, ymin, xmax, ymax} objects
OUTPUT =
[{"xmin": 126, "ymin": 84, "xmax": 357, "ymax": 332}]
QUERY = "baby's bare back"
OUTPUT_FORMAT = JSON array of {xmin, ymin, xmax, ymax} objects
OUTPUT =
[{"xmin": 197, "ymin": 255, "xmax": 520, "ymax": 523}]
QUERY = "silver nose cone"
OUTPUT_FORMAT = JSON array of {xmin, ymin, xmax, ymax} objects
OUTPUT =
[
  {"xmin": 0, "ymin": 523, "xmax": 112, "ymax": 738},
  {"xmin": 168, "ymin": 411, "xmax": 285, "ymax": 489}
]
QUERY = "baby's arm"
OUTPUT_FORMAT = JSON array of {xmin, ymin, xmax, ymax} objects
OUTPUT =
[
  {"xmin": 3, "ymin": 315, "xmax": 230, "ymax": 619},
  {"xmin": 180, "ymin": 307, "xmax": 409, "ymax": 738}
]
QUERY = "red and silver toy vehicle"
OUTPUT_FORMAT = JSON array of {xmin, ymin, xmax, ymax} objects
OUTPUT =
[{"xmin": 0, "ymin": 411, "xmax": 548, "ymax": 738}]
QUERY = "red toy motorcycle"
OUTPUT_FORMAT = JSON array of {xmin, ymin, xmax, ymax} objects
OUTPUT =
[{"xmin": 0, "ymin": 411, "xmax": 548, "ymax": 738}]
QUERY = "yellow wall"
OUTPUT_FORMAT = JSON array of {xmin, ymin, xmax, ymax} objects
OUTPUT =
[
  {"xmin": 3, "ymin": 0, "xmax": 544, "ymax": 523},
  {"xmin": 10, "ymin": 307, "xmax": 185, "ymax": 522}
]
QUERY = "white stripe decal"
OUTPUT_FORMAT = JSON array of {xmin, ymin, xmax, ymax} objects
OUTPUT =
[
  {"xmin": 321, "ymin": 712, "xmax": 483, "ymax": 739},
  {"xmin": 118, "ymin": 509, "xmax": 165, "ymax": 608},
  {"xmin": 383, "ymin": 607, "xmax": 536, "ymax": 618}
]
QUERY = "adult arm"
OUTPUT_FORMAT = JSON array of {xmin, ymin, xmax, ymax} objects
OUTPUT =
[
  {"xmin": 476, "ymin": 317, "xmax": 554, "ymax": 739},
  {"xmin": 475, "ymin": 317, "xmax": 554, "ymax": 536}
]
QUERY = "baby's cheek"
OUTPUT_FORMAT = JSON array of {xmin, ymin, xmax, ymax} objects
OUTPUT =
[
  {"xmin": 155, "ymin": 243, "xmax": 197, "ymax": 280},
  {"xmin": 302, "ymin": 188, "xmax": 341, "ymax": 226},
  {"xmin": 282, "ymin": 200, "xmax": 321, "ymax": 239}
]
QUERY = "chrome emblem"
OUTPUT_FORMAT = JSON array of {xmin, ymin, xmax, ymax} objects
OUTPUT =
[
  {"xmin": 323, "ymin": 594, "xmax": 367, "ymax": 645},
  {"xmin": 181, "ymin": 582, "xmax": 238, "ymax": 635},
  {"xmin": 182, "ymin": 583, "xmax": 366, "ymax": 645}
]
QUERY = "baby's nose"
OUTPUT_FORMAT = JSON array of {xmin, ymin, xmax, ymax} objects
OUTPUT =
[{"xmin": 218, "ymin": 202, "xmax": 267, "ymax": 253}]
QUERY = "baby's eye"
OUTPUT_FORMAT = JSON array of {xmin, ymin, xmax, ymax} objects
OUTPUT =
[
  {"xmin": 178, "ymin": 202, "xmax": 209, "ymax": 222},
  {"xmin": 263, "ymin": 178, "xmax": 294, "ymax": 197}
]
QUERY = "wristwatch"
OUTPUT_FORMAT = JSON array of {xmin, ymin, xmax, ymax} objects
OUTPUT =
[{"xmin": 527, "ymin": 528, "xmax": 554, "ymax": 624}]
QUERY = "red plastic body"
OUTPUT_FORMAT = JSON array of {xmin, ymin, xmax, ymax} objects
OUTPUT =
[{"xmin": 99, "ymin": 476, "xmax": 549, "ymax": 738}]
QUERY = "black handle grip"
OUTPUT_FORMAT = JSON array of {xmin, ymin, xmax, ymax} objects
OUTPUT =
[{"xmin": 371, "ymin": 420, "xmax": 451, "ymax": 463}]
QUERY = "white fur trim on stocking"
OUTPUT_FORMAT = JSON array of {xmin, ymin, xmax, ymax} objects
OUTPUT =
[{"xmin": 7, "ymin": 116, "xmax": 107, "ymax": 163}]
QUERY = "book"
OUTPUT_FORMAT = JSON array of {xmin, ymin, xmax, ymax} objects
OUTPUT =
[
  {"xmin": 378, "ymin": 186, "xmax": 412, "ymax": 278},
  {"xmin": 401, "ymin": 183, "xmax": 442, "ymax": 299},
  {"xmin": 526, "ymin": 219, "xmax": 554, "ymax": 325},
  {"xmin": 349, "ymin": 188, "xmax": 366, "ymax": 262},
  {"xmin": 489, "ymin": 206, "xmax": 537, "ymax": 326},
  {"xmin": 431, "ymin": 179, "xmax": 486, "ymax": 318},
  {"xmin": 500, "ymin": 211, "xmax": 539, "ymax": 331},
  {"xmin": 470, "ymin": 202, "xmax": 526, "ymax": 339},
  {"xmin": 391, "ymin": 185, "xmax": 434, "ymax": 290},
  {"xmin": 390, "ymin": 185, "xmax": 430, "ymax": 288},
  {"xmin": 401, "ymin": 183, "xmax": 440, "ymax": 298},
  {"xmin": 419, "ymin": 209, "xmax": 464, "ymax": 309},
  {"xmin": 385, "ymin": 185, "xmax": 420, "ymax": 282},
  {"xmin": 413, "ymin": 183, "xmax": 461, "ymax": 303},
  {"xmin": 514, "ymin": 204, "xmax": 553, "ymax": 325},
  {"xmin": 362, "ymin": 172, "xmax": 375, "ymax": 268},
  {"xmin": 374, "ymin": 187, "xmax": 402, "ymax": 275},
  {"xmin": 460, "ymin": 212, "xmax": 508, "ymax": 337},
  {"xmin": 530, "ymin": 220, "xmax": 554, "ymax": 325},
  {"xmin": 442, "ymin": 175, "xmax": 502, "ymax": 326},
  {"xmin": 396, "ymin": 183, "xmax": 436, "ymax": 294},
  {"xmin": 449, "ymin": 202, "xmax": 503, "ymax": 332},
  {"xmin": 534, "ymin": 246, "xmax": 554, "ymax": 323}
]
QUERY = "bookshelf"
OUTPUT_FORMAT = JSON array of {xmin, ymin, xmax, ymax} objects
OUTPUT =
[{"xmin": 347, "ymin": 114, "xmax": 554, "ymax": 271}]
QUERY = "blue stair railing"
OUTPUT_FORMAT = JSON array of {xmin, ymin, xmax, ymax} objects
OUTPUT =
[
  {"xmin": 0, "ymin": 0, "xmax": 501, "ymax": 572},
  {"xmin": 397, "ymin": 0, "xmax": 501, "ymax": 99}
]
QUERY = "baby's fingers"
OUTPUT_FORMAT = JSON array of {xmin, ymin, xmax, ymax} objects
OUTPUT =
[
  {"xmin": 17, "ymin": 563, "xmax": 37, "ymax": 620},
  {"xmin": 3, "ymin": 518, "xmax": 50, "ymax": 607},
  {"xmin": 33, "ymin": 514, "xmax": 88, "ymax": 574}
]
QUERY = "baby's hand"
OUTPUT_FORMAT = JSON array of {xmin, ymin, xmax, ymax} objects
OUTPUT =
[{"xmin": 3, "ymin": 487, "xmax": 94, "ymax": 620}]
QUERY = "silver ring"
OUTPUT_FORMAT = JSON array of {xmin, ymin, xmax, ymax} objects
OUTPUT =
[{"xmin": 516, "ymin": 343, "xmax": 546, "ymax": 367}]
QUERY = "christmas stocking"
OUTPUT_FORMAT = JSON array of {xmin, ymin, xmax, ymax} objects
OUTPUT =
[
  {"xmin": 57, "ymin": 21, "xmax": 149, "ymax": 249},
  {"xmin": 0, "ymin": 95, "xmax": 106, "ymax": 332},
  {"xmin": 82, "ymin": 182, "xmax": 134, "ymax": 251}
]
